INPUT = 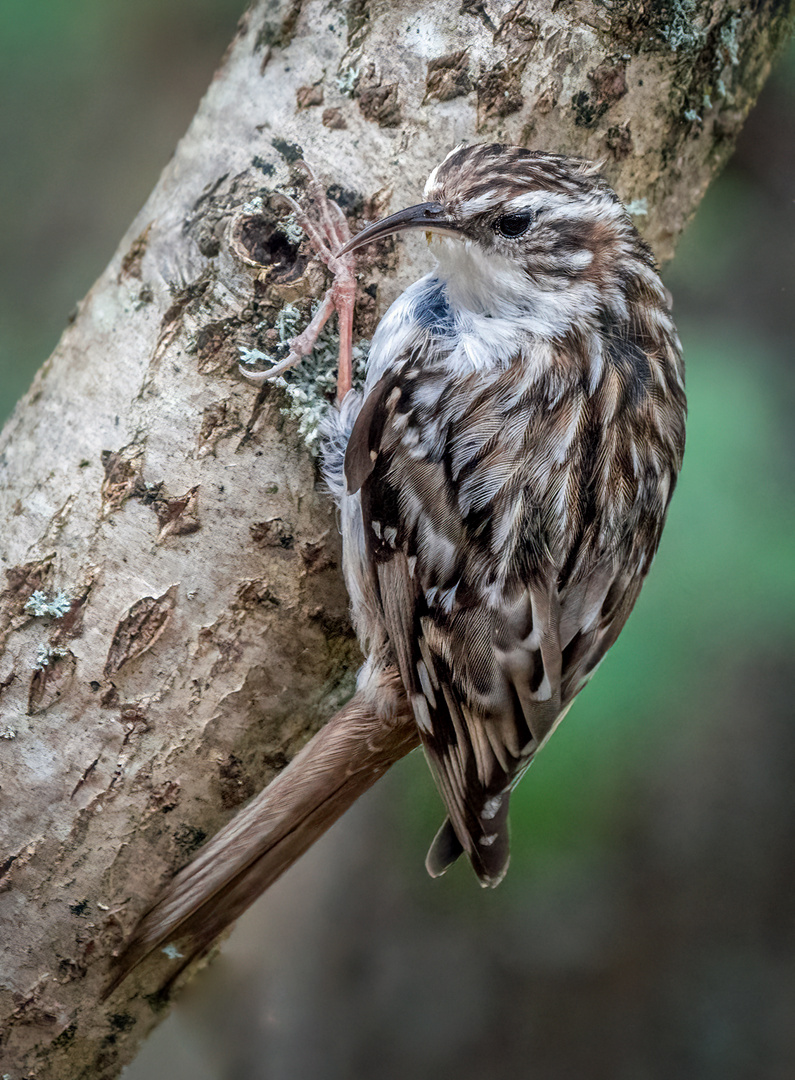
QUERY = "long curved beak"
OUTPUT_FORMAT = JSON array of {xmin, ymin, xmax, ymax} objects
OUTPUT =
[{"xmin": 337, "ymin": 201, "xmax": 463, "ymax": 256}]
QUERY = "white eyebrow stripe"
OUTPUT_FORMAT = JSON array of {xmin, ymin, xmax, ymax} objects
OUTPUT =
[
  {"xmin": 501, "ymin": 191, "xmax": 620, "ymax": 222},
  {"xmin": 504, "ymin": 193, "xmax": 540, "ymax": 212},
  {"xmin": 459, "ymin": 192, "xmax": 501, "ymax": 214}
]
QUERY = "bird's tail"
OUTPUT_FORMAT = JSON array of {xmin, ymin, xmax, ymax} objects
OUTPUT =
[{"xmin": 105, "ymin": 681, "xmax": 418, "ymax": 998}]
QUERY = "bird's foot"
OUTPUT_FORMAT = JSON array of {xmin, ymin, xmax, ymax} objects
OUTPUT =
[{"xmin": 240, "ymin": 163, "xmax": 356, "ymax": 402}]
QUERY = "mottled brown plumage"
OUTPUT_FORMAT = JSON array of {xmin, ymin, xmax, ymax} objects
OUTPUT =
[
  {"xmin": 331, "ymin": 144, "xmax": 685, "ymax": 885},
  {"xmin": 108, "ymin": 145, "xmax": 685, "ymax": 991}
]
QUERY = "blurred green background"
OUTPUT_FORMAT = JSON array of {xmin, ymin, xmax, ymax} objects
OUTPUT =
[{"xmin": 1, "ymin": 4, "xmax": 793, "ymax": 1079}]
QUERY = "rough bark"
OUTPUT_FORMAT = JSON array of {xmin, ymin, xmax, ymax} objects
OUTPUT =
[{"xmin": 0, "ymin": 0, "xmax": 790, "ymax": 1076}]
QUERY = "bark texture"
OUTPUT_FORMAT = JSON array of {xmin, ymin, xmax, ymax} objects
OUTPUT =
[{"xmin": 0, "ymin": 0, "xmax": 791, "ymax": 1076}]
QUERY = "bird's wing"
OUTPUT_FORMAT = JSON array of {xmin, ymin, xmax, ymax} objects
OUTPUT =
[{"xmin": 345, "ymin": 357, "xmax": 656, "ymax": 885}]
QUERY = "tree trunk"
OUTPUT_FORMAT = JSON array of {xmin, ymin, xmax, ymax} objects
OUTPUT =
[{"xmin": 0, "ymin": 0, "xmax": 790, "ymax": 1075}]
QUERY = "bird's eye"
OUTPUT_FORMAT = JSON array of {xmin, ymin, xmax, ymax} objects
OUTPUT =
[{"xmin": 495, "ymin": 210, "xmax": 535, "ymax": 238}]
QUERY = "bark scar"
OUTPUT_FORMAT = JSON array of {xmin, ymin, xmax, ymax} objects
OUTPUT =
[{"xmin": 104, "ymin": 585, "xmax": 178, "ymax": 676}]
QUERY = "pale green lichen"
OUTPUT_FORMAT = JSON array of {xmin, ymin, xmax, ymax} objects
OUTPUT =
[
  {"xmin": 33, "ymin": 643, "xmax": 68, "ymax": 670},
  {"xmin": 240, "ymin": 303, "xmax": 368, "ymax": 454},
  {"xmin": 335, "ymin": 66, "xmax": 359, "ymax": 96},
  {"xmin": 683, "ymin": 108, "xmax": 702, "ymax": 123},
  {"xmin": 274, "ymin": 302, "xmax": 303, "ymax": 341},
  {"xmin": 625, "ymin": 198, "xmax": 648, "ymax": 217},
  {"xmin": 239, "ymin": 345, "xmax": 273, "ymax": 366},
  {"xmin": 242, "ymin": 194, "xmax": 265, "ymax": 215},
  {"xmin": 273, "ymin": 326, "xmax": 369, "ymax": 453},
  {"xmin": 718, "ymin": 13, "xmax": 741, "ymax": 67},
  {"xmin": 239, "ymin": 305, "xmax": 305, "ymax": 369},
  {"xmin": 658, "ymin": 0, "xmax": 704, "ymax": 53},
  {"xmin": 24, "ymin": 590, "xmax": 71, "ymax": 618},
  {"xmin": 162, "ymin": 943, "xmax": 184, "ymax": 960},
  {"xmin": 281, "ymin": 213, "xmax": 305, "ymax": 245}
]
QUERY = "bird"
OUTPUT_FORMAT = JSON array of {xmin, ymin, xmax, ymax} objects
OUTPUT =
[{"xmin": 106, "ymin": 144, "xmax": 686, "ymax": 994}]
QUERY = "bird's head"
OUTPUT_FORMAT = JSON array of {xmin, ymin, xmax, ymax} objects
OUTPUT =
[{"xmin": 341, "ymin": 144, "xmax": 654, "ymax": 329}]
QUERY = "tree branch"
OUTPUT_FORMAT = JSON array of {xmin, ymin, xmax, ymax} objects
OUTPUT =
[{"xmin": 0, "ymin": 0, "xmax": 791, "ymax": 1075}]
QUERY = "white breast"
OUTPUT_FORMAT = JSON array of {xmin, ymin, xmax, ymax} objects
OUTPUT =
[{"xmin": 364, "ymin": 239, "xmax": 607, "ymax": 391}]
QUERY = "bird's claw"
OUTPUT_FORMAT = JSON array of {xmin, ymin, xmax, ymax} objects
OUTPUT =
[
  {"xmin": 239, "ymin": 349, "xmax": 303, "ymax": 383},
  {"xmin": 242, "ymin": 164, "xmax": 356, "ymax": 401}
]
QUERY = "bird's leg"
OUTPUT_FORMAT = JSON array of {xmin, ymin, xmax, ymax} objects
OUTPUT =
[{"xmin": 241, "ymin": 165, "xmax": 356, "ymax": 402}]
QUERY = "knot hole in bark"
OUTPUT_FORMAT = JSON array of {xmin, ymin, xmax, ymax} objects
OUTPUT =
[{"xmin": 231, "ymin": 213, "xmax": 306, "ymax": 283}]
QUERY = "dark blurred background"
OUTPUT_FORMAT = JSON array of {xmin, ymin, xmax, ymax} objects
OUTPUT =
[{"xmin": 1, "ymin": 4, "xmax": 793, "ymax": 1078}]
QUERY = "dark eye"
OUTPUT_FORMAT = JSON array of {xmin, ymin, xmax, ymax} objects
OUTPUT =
[{"xmin": 495, "ymin": 210, "xmax": 535, "ymax": 238}]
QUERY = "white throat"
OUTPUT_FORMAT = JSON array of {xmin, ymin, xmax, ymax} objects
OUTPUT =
[
  {"xmin": 364, "ymin": 236, "xmax": 608, "ymax": 389},
  {"xmin": 433, "ymin": 236, "xmax": 604, "ymax": 346},
  {"xmin": 433, "ymin": 237, "xmax": 529, "ymax": 317}
]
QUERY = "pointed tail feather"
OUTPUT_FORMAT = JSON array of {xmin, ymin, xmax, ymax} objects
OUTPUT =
[
  {"xmin": 105, "ymin": 681, "xmax": 418, "ymax": 998},
  {"xmin": 425, "ymin": 817, "xmax": 463, "ymax": 878},
  {"xmin": 424, "ymin": 799, "xmax": 510, "ymax": 888}
]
